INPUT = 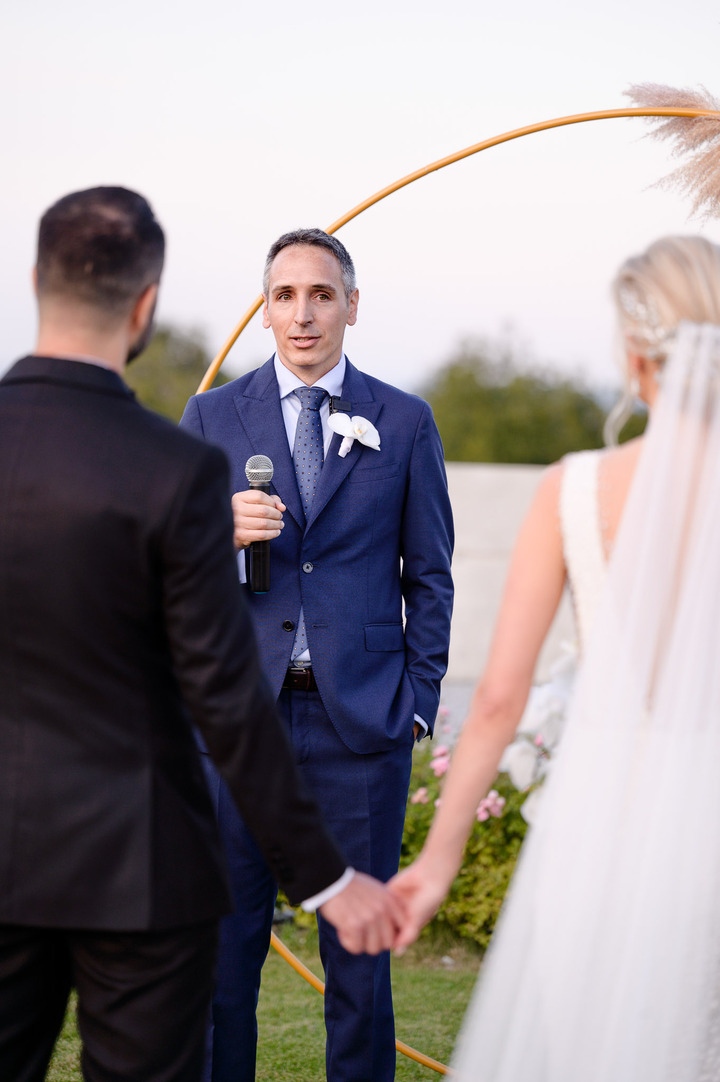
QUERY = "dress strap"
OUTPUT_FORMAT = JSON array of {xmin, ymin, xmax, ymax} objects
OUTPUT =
[{"xmin": 559, "ymin": 450, "xmax": 606, "ymax": 653}]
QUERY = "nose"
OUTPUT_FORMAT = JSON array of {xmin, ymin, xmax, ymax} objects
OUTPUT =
[{"xmin": 294, "ymin": 296, "xmax": 313, "ymax": 325}]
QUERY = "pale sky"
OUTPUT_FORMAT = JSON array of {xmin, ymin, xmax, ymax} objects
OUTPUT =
[{"xmin": 3, "ymin": 0, "xmax": 719, "ymax": 393}]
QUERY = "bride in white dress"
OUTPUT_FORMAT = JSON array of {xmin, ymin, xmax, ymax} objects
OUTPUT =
[{"xmin": 391, "ymin": 235, "xmax": 720, "ymax": 1081}]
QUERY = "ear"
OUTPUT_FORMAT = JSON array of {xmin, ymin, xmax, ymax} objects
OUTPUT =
[
  {"xmin": 346, "ymin": 288, "xmax": 359, "ymax": 327},
  {"xmin": 262, "ymin": 296, "xmax": 271, "ymax": 329},
  {"xmin": 130, "ymin": 283, "xmax": 159, "ymax": 336}
]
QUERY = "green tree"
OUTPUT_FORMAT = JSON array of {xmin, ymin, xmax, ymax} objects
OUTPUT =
[
  {"xmin": 422, "ymin": 338, "xmax": 645, "ymax": 463},
  {"xmin": 124, "ymin": 324, "xmax": 230, "ymax": 423}
]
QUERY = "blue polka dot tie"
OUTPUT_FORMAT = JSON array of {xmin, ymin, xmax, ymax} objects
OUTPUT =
[{"xmin": 291, "ymin": 386, "xmax": 327, "ymax": 660}]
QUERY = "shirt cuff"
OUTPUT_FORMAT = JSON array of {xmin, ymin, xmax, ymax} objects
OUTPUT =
[
  {"xmin": 414, "ymin": 713, "xmax": 428, "ymax": 740},
  {"xmin": 301, "ymin": 867, "xmax": 356, "ymax": 913}
]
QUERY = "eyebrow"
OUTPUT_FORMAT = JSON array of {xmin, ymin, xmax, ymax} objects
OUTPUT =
[{"xmin": 271, "ymin": 282, "xmax": 338, "ymax": 294}]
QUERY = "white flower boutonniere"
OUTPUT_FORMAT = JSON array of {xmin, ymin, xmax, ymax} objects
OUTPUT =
[{"xmin": 328, "ymin": 413, "xmax": 381, "ymax": 458}]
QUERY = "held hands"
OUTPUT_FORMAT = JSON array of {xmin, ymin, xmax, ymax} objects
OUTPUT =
[
  {"xmin": 318, "ymin": 859, "xmax": 455, "ymax": 956},
  {"xmin": 319, "ymin": 872, "xmax": 407, "ymax": 955},
  {"xmin": 388, "ymin": 855, "xmax": 456, "ymax": 954},
  {"xmin": 231, "ymin": 489, "xmax": 286, "ymax": 550}
]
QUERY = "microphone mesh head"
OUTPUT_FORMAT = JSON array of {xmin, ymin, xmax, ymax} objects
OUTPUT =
[{"xmin": 245, "ymin": 454, "xmax": 274, "ymax": 483}]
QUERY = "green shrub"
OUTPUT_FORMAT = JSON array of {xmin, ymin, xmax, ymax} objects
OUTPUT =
[{"xmin": 399, "ymin": 743, "xmax": 528, "ymax": 952}]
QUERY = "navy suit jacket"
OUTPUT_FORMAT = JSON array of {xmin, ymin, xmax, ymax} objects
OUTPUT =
[{"xmin": 181, "ymin": 357, "xmax": 454, "ymax": 754}]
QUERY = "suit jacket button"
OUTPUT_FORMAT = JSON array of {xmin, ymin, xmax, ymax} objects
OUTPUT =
[
  {"xmin": 302, "ymin": 562, "xmax": 314, "ymax": 573},
  {"xmin": 282, "ymin": 620, "xmax": 295, "ymax": 632}
]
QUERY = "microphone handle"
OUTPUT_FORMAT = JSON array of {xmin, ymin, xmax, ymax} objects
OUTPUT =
[{"xmin": 247, "ymin": 480, "xmax": 271, "ymax": 593}]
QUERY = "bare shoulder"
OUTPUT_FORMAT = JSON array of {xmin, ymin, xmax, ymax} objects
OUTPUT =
[
  {"xmin": 531, "ymin": 460, "xmax": 564, "ymax": 514},
  {"xmin": 603, "ymin": 435, "xmax": 644, "ymax": 462},
  {"xmin": 598, "ymin": 436, "xmax": 645, "ymax": 483},
  {"xmin": 511, "ymin": 461, "xmax": 565, "ymax": 551}
]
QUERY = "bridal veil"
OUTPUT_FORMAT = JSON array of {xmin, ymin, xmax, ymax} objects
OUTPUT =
[{"xmin": 453, "ymin": 321, "xmax": 720, "ymax": 1081}]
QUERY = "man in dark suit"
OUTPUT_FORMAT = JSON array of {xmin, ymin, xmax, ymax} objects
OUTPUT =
[
  {"xmin": 181, "ymin": 229, "xmax": 454, "ymax": 1082},
  {"xmin": 0, "ymin": 190, "xmax": 403, "ymax": 1082}
]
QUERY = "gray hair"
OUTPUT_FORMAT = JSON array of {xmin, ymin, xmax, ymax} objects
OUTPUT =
[
  {"xmin": 262, "ymin": 229, "xmax": 357, "ymax": 300},
  {"xmin": 605, "ymin": 235, "xmax": 720, "ymax": 444}
]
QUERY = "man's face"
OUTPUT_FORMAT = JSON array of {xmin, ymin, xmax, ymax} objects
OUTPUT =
[{"xmin": 262, "ymin": 244, "xmax": 358, "ymax": 384}]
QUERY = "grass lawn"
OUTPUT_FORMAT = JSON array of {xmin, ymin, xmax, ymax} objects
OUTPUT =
[{"xmin": 47, "ymin": 924, "xmax": 480, "ymax": 1080}]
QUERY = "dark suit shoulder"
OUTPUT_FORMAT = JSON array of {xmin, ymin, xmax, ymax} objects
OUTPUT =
[
  {"xmin": 359, "ymin": 371, "xmax": 430, "ymax": 412},
  {"xmin": 119, "ymin": 398, "xmax": 228, "ymax": 478},
  {"xmin": 210, "ymin": 368, "xmax": 258, "ymax": 396},
  {"xmin": 346, "ymin": 366, "xmax": 435, "ymax": 436},
  {"xmin": 188, "ymin": 359, "xmax": 272, "ymax": 409},
  {"xmin": 181, "ymin": 368, "xmax": 260, "ymax": 432}
]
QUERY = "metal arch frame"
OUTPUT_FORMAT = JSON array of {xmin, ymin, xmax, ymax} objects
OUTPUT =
[{"xmin": 196, "ymin": 105, "xmax": 720, "ymax": 393}]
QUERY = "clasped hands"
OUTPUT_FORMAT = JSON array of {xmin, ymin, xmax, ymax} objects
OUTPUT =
[{"xmin": 318, "ymin": 865, "xmax": 447, "ymax": 956}]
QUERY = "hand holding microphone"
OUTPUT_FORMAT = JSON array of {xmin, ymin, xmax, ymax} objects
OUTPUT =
[{"xmin": 231, "ymin": 456, "xmax": 284, "ymax": 593}]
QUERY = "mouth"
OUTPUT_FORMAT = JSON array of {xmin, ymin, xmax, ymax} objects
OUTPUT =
[{"xmin": 290, "ymin": 336, "xmax": 320, "ymax": 349}]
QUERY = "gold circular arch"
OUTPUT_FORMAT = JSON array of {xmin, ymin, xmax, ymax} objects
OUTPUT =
[{"xmin": 197, "ymin": 105, "xmax": 720, "ymax": 393}]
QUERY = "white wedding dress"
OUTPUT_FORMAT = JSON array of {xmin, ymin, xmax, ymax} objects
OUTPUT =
[
  {"xmin": 451, "ymin": 322, "xmax": 720, "ymax": 1082},
  {"xmin": 559, "ymin": 449, "xmax": 607, "ymax": 653},
  {"xmin": 500, "ymin": 450, "xmax": 606, "ymax": 819}
]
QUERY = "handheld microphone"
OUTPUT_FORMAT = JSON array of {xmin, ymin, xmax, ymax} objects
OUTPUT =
[{"xmin": 244, "ymin": 454, "xmax": 274, "ymax": 593}]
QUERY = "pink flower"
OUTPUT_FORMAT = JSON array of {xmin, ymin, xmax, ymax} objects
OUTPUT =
[
  {"xmin": 476, "ymin": 790, "xmax": 506, "ymax": 821},
  {"xmin": 439, "ymin": 706, "xmax": 450, "ymax": 718},
  {"xmin": 410, "ymin": 787, "xmax": 429, "ymax": 805},
  {"xmin": 486, "ymin": 791, "xmax": 506, "ymax": 816},
  {"xmin": 430, "ymin": 755, "xmax": 450, "ymax": 778},
  {"xmin": 534, "ymin": 733, "xmax": 544, "ymax": 747},
  {"xmin": 434, "ymin": 798, "xmax": 443, "ymax": 808},
  {"xmin": 432, "ymin": 744, "xmax": 450, "ymax": 759}
]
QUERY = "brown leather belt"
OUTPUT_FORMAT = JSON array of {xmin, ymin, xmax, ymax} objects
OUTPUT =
[{"xmin": 282, "ymin": 666, "xmax": 318, "ymax": 692}]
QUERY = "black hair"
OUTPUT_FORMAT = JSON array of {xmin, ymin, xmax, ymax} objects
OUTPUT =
[{"xmin": 36, "ymin": 186, "xmax": 165, "ymax": 314}]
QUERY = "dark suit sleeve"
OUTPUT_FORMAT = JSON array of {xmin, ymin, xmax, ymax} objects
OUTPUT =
[
  {"xmin": 161, "ymin": 443, "xmax": 345, "ymax": 904},
  {"xmin": 179, "ymin": 394, "xmax": 203, "ymax": 438},
  {"xmin": 400, "ymin": 402, "xmax": 454, "ymax": 734}
]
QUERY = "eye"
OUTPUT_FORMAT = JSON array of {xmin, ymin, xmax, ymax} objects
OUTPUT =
[
  {"xmin": 315, "ymin": 292, "xmax": 331, "ymax": 301},
  {"xmin": 276, "ymin": 292, "xmax": 292, "ymax": 301}
]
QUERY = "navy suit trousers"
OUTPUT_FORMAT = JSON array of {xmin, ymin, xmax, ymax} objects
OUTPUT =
[{"xmin": 202, "ymin": 689, "xmax": 414, "ymax": 1082}]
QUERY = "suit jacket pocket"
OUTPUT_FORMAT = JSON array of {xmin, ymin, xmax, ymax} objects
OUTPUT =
[
  {"xmin": 347, "ymin": 461, "xmax": 400, "ymax": 483},
  {"xmin": 365, "ymin": 623, "xmax": 405, "ymax": 651}
]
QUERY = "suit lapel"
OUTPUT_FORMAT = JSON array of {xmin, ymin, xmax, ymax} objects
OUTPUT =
[
  {"xmin": 232, "ymin": 360, "xmax": 305, "ymax": 529},
  {"xmin": 307, "ymin": 361, "xmax": 383, "ymax": 531}
]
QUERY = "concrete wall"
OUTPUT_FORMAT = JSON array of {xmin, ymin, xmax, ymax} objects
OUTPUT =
[{"xmin": 444, "ymin": 462, "xmax": 574, "ymax": 692}]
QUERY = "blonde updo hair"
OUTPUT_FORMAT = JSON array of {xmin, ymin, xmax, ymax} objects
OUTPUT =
[{"xmin": 605, "ymin": 236, "xmax": 720, "ymax": 443}]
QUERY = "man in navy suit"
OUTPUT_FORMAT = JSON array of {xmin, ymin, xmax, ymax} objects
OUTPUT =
[{"xmin": 181, "ymin": 229, "xmax": 454, "ymax": 1082}]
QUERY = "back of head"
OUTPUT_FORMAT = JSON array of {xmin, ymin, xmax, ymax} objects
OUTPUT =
[
  {"xmin": 36, "ymin": 187, "xmax": 165, "ymax": 316},
  {"xmin": 613, "ymin": 236, "xmax": 720, "ymax": 363},
  {"xmin": 605, "ymin": 236, "xmax": 720, "ymax": 444}
]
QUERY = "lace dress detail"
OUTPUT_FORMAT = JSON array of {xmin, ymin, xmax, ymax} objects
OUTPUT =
[{"xmin": 559, "ymin": 450, "xmax": 607, "ymax": 653}]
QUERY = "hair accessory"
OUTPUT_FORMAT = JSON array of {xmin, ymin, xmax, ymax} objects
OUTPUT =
[
  {"xmin": 617, "ymin": 281, "xmax": 676, "ymax": 361},
  {"xmin": 626, "ymin": 83, "xmax": 720, "ymax": 220}
]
